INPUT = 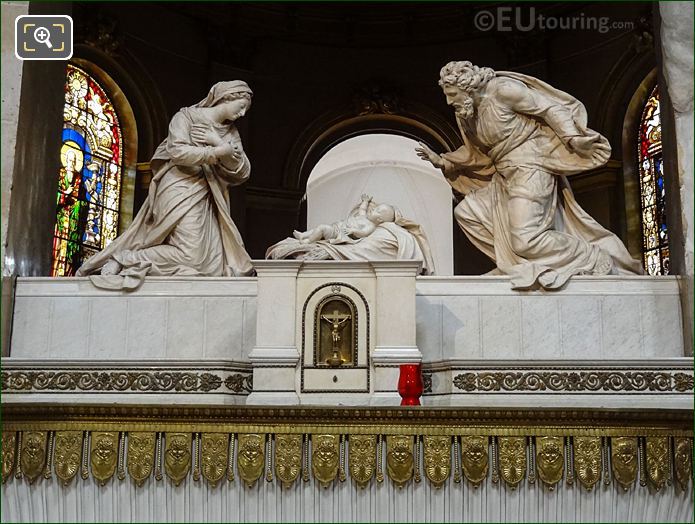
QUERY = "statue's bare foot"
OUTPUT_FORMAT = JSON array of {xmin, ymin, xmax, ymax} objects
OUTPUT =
[
  {"xmin": 293, "ymin": 230, "xmax": 304, "ymax": 240},
  {"xmin": 101, "ymin": 259, "xmax": 122, "ymax": 276}
]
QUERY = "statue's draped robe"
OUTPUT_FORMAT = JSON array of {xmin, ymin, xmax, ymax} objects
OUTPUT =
[
  {"xmin": 76, "ymin": 107, "xmax": 253, "ymax": 290},
  {"xmin": 442, "ymin": 72, "xmax": 642, "ymax": 289},
  {"xmin": 266, "ymin": 206, "xmax": 435, "ymax": 275}
]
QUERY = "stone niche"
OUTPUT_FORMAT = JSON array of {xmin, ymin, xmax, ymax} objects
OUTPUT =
[{"xmin": 301, "ymin": 283, "xmax": 369, "ymax": 393}]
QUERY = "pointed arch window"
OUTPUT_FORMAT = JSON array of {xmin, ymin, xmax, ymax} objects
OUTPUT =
[
  {"xmin": 638, "ymin": 85, "xmax": 669, "ymax": 276},
  {"xmin": 52, "ymin": 63, "xmax": 123, "ymax": 276}
]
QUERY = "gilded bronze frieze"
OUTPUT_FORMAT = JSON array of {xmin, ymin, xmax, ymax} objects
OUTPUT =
[{"xmin": 452, "ymin": 371, "xmax": 694, "ymax": 393}]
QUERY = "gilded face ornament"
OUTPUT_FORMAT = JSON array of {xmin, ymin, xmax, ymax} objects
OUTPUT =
[
  {"xmin": 164, "ymin": 432, "xmax": 192, "ymax": 486},
  {"xmin": 611, "ymin": 437, "xmax": 638, "ymax": 490},
  {"xmin": 386, "ymin": 435, "xmax": 414, "ymax": 488},
  {"xmin": 312, "ymin": 434, "xmax": 339, "ymax": 488},
  {"xmin": 237, "ymin": 434, "xmax": 264, "ymax": 488},
  {"xmin": 54, "ymin": 431, "xmax": 82, "ymax": 486},
  {"xmin": 460, "ymin": 436, "xmax": 489, "ymax": 486},
  {"xmin": 275, "ymin": 434, "xmax": 302, "ymax": 489},
  {"xmin": 21, "ymin": 431, "xmax": 47, "ymax": 484},
  {"xmin": 498, "ymin": 437, "xmax": 526, "ymax": 489},
  {"xmin": 573, "ymin": 437, "xmax": 601, "ymax": 491},
  {"xmin": 423, "ymin": 436, "xmax": 451, "ymax": 488},
  {"xmin": 536, "ymin": 437, "xmax": 564, "ymax": 490},
  {"xmin": 90, "ymin": 432, "xmax": 118, "ymax": 486},
  {"xmin": 349, "ymin": 435, "xmax": 376, "ymax": 489}
]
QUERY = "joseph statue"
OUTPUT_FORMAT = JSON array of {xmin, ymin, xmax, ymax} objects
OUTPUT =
[{"xmin": 416, "ymin": 61, "xmax": 642, "ymax": 289}]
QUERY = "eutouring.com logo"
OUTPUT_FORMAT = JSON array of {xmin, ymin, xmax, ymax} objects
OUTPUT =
[{"xmin": 474, "ymin": 7, "xmax": 635, "ymax": 34}]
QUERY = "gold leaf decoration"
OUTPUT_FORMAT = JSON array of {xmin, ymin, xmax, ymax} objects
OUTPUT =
[
  {"xmin": 53, "ymin": 431, "xmax": 82, "ymax": 486},
  {"xmin": 127, "ymin": 432, "xmax": 156, "ymax": 487},
  {"xmin": 90, "ymin": 431, "xmax": 118, "ymax": 486},
  {"xmin": 573, "ymin": 436, "xmax": 601, "ymax": 491},
  {"xmin": 20, "ymin": 431, "xmax": 47, "ymax": 484},
  {"xmin": 201, "ymin": 433, "xmax": 228, "ymax": 488},
  {"xmin": 237, "ymin": 434, "xmax": 264, "ymax": 488},
  {"xmin": 611, "ymin": 437, "xmax": 638, "ymax": 490},
  {"xmin": 386, "ymin": 435, "xmax": 414, "ymax": 488},
  {"xmin": 645, "ymin": 437, "xmax": 669, "ymax": 491},
  {"xmin": 460, "ymin": 436, "xmax": 489, "ymax": 486},
  {"xmin": 164, "ymin": 432, "xmax": 192, "ymax": 486},
  {"xmin": 423, "ymin": 436, "xmax": 450, "ymax": 488},
  {"xmin": 2, "ymin": 432, "xmax": 17, "ymax": 484},
  {"xmin": 674, "ymin": 438, "xmax": 692, "ymax": 491},
  {"xmin": 275, "ymin": 434, "xmax": 302, "ymax": 489},
  {"xmin": 349, "ymin": 435, "xmax": 376, "ymax": 489},
  {"xmin": 536, "ymin": 436, "xmax": 564, "ymax": 490},
  {"xmin": 312, "ymin": 434, "xmax": 339, "ymax": 488},
  {"xmin": 498, "ymin": 437, "xmax": 526, "ymax": 489}
]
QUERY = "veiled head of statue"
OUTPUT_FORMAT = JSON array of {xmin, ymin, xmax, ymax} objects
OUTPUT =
[{"xmin": 196, "ymin": 80, "xmax": 254, "ymax": 113}]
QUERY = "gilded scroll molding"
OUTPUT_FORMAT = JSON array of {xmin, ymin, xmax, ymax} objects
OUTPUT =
[
  {"xmin": 0, "ymin": 371, "xmax": 248, "ymax": 393},
  {"xmin": 453, "ymin": 371, "xmax": 694, "ymax": 393}
]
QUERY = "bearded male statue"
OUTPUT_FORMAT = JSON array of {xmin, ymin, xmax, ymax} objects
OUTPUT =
[{"xmin": 416, "ymin": 61, "xmax": 642, "ymax": 289}]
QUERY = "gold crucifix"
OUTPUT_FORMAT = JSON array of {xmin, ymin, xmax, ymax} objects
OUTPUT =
[{"xmin": 320, "ymin": 309, "xmax": 351, "ymax": 367}]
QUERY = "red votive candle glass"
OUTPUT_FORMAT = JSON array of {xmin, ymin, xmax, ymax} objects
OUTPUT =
[{"xmin": 398, "ymin": 364, "xmax": 423, "ymax": 406}]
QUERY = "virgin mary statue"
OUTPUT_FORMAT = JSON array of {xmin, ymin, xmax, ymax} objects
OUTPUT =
[{"xmin": 77, "ymin": 81, "xmax": 255, "ymax": 290}]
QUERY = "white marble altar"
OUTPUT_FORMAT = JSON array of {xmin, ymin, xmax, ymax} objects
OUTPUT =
[{"xmin": 4, "ymin": 273, "xmax": 690, "ymax": 409}]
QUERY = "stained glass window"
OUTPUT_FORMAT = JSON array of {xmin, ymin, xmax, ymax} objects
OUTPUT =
[
  {"xmin": 638, "ymin": 85, "xmax": 669, "ymax": 276},
  {"xmin": 52, "ymin": 64, "xmax": 123, "ymax": 276}
]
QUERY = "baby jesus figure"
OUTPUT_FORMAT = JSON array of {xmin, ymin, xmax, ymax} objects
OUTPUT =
[{"xmin": 293, "ymin": 194, "xmax": 396, "ymax": 244}]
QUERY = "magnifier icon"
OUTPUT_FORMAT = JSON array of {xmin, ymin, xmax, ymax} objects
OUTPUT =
[{"xmin": 33, "ymin": 26, "xmax": 53, "ymax": 49}]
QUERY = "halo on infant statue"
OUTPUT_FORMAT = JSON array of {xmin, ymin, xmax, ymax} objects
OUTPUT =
[{"xmin": 266, "ymin": 195, "xmax": 435, "ymax": 275}]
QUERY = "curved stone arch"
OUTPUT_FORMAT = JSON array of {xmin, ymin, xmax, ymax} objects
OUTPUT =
[{"xmin": 282, "ymin": 101, "xmax": 461, "ymax": 194}]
